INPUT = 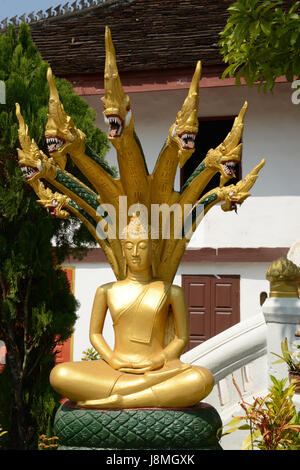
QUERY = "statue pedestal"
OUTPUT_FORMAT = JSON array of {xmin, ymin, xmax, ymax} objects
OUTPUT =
[{"xmin": 53, "ymin": 400, "xmax": 223, "ymax": 450}]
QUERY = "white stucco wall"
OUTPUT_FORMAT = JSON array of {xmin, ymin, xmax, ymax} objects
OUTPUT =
[
  {"xmin": 188, "ymin": 196, "xmax": 300, "ymax": 248},
  {"xmin": 71, "ymin": 263, "xmax": 115, "ymax": 361},
  {"xmin": 83, "ymin": 81, "xmax": 300, "ymax": 249},
  {"xmin": 70, "ymin": 260, "xmax": 270, "ymax": 360}
]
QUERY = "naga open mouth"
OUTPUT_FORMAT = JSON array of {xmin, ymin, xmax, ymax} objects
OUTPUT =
[
  {"xmin": 45, "ymin": 199, "xmax": 58, "ymax": 217},
  {"xmin": 45, "ymin": 136, "xmax": 65, "ymax": 153},
  {"xmin": 178, "ymin": 133, "xmax": 196, "ymax": 150},
  {"xmin": 20, "ymin": 162, "xmax": 41, "ymax": 180},
  {"xmin": 105, "ymin": 115, "xmax": 124, "ymax": 138},
  {"xmin": 230, "ymin": 198, "xmax": 239, "ymax": 213},
  {"xmin": 222, "ymin": 161, "xmax": 237, "ymax": 178}
]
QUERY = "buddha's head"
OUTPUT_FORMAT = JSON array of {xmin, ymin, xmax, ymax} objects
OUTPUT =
[{"xmin": 121, "ymin": 214, "xmax": 158, "ymax": 277}]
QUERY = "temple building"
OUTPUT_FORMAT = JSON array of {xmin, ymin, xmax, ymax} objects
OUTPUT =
[{"xmin": 2, "ymin": 0, "xmax": 300, "ymax": 362}]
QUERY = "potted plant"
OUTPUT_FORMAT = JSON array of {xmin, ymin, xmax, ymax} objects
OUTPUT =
[{"xmin": 272, "ymin": 337, "xmax": 300, "ymax": 394}]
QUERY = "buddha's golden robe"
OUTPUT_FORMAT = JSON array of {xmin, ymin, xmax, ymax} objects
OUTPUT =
[{"xmin": 50, "ymin": 280, "xmax": 214, "ymax": 408}]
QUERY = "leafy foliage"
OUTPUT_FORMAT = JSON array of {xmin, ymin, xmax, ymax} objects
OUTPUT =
[
  {"xmin": 272, "ymin": 337, "xmax": 300, "ymax": 372},
  {"xmin": 0, "ymin": 24, "xmax": 110, "ymax": 160},
  {"xmin": 0, "ymin": 24, "xmax": 111, "ymax": 449},
  {"xmin": 81, "ymin": 347, "xmax": 101, "ymax": 361},
  {"xmin": 38, "ymin": 434, "xmax": 59, "ymax": 451},
  {"xmin": 0, "ymin": 425, "xmax": 7, "ymax": 451},
  {"xmin": 219, "ymin": 0, "xmax": 300, "ymax": 91},
  {"xmin": 222, "ymin": 375, "xmax": 300, "ymax": 450},
  {"xmin": 0, "ymin": 23, "xmax": 112, "ymax": 260}
]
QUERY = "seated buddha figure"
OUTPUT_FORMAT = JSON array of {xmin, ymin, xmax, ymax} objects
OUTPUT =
[{"xmin": 50, "ymin": 216, "xmax": 214, "ymax": 408}]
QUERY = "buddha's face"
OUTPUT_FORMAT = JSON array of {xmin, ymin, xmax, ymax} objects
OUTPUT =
[{"xmin": 123, "ymin": 237, "xmax": 152, "ymax": 273}]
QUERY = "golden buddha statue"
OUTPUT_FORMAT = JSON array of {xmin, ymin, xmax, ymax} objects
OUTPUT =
[
  {"xmin": 16, "ymin": 27, "xmax": 264, "ymax": 411},
  {"xmin": 50, "ymin": 215, "xmax": 214, "ymax": 408}
]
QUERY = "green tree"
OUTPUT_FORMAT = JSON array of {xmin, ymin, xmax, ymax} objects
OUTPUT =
[
  {"xmin": 219, "ymin": 0, "xmax": 300, "ymax": 92},
  {"xmin": 0, "ymin": 23, "xmax": 111, "ymax": 449}
]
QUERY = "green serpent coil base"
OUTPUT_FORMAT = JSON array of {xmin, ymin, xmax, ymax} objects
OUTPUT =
[{"xmin": 54, "ymin": 401, "xmax": 223, "ymax": 450}]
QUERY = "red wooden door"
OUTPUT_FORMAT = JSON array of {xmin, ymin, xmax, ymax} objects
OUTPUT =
[
  {"xmin": 211, "ymin": 276, "xmax": 240, "ymax": 336},
  {"xmin": 182, "ymin": 275, "xmax": 240, "ymax": 351},
  {"xmin": 183, "ymin": 277, "xmax": 211, "ymax": 349},
  {"xmin": 54, "ymin": 267, "xmax": 74, "ymax": 363}
]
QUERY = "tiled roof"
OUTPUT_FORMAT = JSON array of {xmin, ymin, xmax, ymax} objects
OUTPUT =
[{"xmin": 22, "ymin": 0, "xmax": 233, "ymax": 76}]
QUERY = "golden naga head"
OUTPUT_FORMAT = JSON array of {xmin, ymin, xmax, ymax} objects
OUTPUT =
[
  {"xmin": 45, "ymin": 68, "xmax": 86, "ymax": 169},
  {"xmin": 220, "ymin": 158, "xmax": 265, "ymax": 212},
  {"xmin": 101, "ymin": 26, "xmax": 132, "ymax": 141},
  {"xmin": 16, "ymin": 103, "xmax": 48, "ymax": 182},
  {"xmin": 35, "ymin": 180, "xmax": 70, "ymax": 218},
  {"xmin": 205, "ymin": 102, "xmax": 248, "ymax": 187},
  {"xmin": 169, "ymin": 61, "xmax": 201, "ymax": 168}
]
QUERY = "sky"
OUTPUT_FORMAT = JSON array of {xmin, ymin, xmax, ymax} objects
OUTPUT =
[{"xmin": 0, "ymin": 0, "xmax": 67, "ymax": 22}]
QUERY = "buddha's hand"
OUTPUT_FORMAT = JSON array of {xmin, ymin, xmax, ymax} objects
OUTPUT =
[
  {"xmin": 119, "ymin": 352, "xmax": 166, "ymax": 374},
  {"xmin": 109, "ymin": 354, "xmax": 133, "ymax": 371}
]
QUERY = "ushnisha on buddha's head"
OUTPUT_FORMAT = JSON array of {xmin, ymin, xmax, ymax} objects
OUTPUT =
[{"xmin": 120, "ymin": 214, "xmax": 158, "ymax": 276}]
